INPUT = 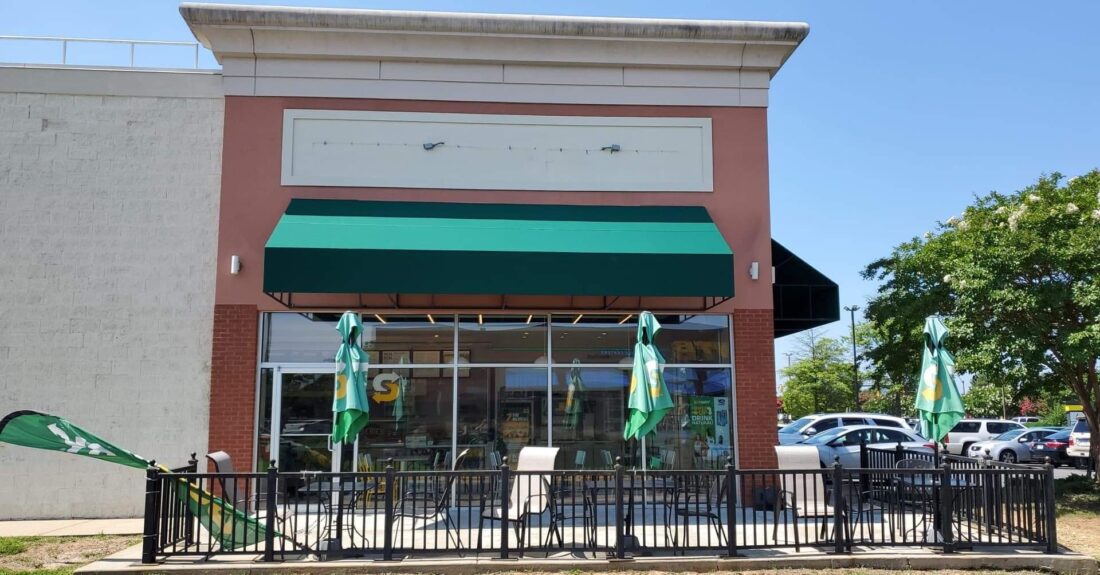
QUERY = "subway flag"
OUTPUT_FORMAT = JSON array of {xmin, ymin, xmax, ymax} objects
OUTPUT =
[{"xmin": 0, "ymin": 410, "xmax": 270, "ymax": 551}]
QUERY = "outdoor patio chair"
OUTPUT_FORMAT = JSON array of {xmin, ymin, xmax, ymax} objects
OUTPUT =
[
  {"xmin": 773, "ymin": 445, "xmax": 848, "ymax": 552},
  {"xmin": 392, "ymin": 449, "xmax": 471, "ymax": 554},
  {"xmin": 478, "ymin": 446, "xmax": 561, "ymax": 552},
  {"xmin": 662, "ymin": 473, "xmax": 728, "ymax": 552},
  {"xmin": 206, "ymin": 451, "xmax": 246, "ymax": 509}
]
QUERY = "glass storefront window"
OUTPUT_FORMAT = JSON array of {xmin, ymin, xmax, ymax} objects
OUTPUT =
[
  {"xmin": 458, "ymin": 367, "xmax": 548, "ymax": 468},
  {"xmin": 257, "ymin": 312, "xmax": 735, "ymax": 472},
  {"xmin": 647, "ymin": 368, "xmax": 733, "ymax": 469},
  {"xmin": 549, "ymin": 315, "xmax": 635, "ymax": 364},
  {"xmin": 361, "ymin": 315, "xmax": 453, "ymax": 365},
  {"xmin": 263, "ymin": 313, "xmax": 340, "ymax": 363},
  {"xmin": 654, "ymin": 315, "xmax": 730, "ymax": 364},
  {"xmin": 356, "ymin": 367, "xmax": 453, "ymax": 472},
  {"xmin": 458, "ymin": 315, "xmax": 548, "ymax": 364},
  {"xmin": 550, "ymin": 365, "xmax": 629, "ymax": 469}
]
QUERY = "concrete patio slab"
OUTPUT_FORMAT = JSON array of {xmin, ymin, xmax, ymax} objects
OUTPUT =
[
  {"xmin": 0, "ymin": 518, "xmax": 143, "ymax": 537},
  {"xmin": 77, "ymin": 543, "xmax": 1098, "ymax": 575}
]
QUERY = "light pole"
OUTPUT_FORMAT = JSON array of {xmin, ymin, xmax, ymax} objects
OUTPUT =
[{"xmin": 844, "ymin": 305, "xmax": 860, "ymax": 410}]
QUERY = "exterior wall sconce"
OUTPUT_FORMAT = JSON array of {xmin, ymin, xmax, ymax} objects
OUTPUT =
[
  {"xmin": 230, "ymin": 255, "xmax": 241, "ymax": 275},
  {"xmin": 422, "ymin": 141, "xmax": 445, "ymax": 150},
  {"xmin": 601, "ymin": 144, "xmax": 621, "ymax": 153},
  {"xmin": 749, "ymin": 261, "xmax": 759, "ymax": 280}
]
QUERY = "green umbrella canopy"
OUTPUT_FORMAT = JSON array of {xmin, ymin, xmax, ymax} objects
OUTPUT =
[
  {"xmin": 623, "ymin": 311, "xmax": 674, "ymax": 441},
  {"xmin": 915, "ymin": 316, "xmax": 966, "ymax": 442},
  {"xmin": 332, "ymin": 311, "xmax": 370, "ymax": 444}
]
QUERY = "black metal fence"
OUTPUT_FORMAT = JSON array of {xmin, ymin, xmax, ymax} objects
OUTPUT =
[{"xmin": 142, "ymin": 453, "xmax": 1058, "ymax": 563}]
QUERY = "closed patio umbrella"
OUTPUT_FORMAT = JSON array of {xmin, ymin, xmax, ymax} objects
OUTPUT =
[
  {"xmin": 565, "ymin": 359, "xmax": 585, "ymax": 429},
  {"xmin": 623, "ymin": 311, "xmax": 673, "ymax": 441},
  {"xmin": 332, "ymin": 311, "xmax": 369, "ymax": 444},
  {"xmin": 916, "ymin": 315, "xmax": 965, "ymax": 442}
]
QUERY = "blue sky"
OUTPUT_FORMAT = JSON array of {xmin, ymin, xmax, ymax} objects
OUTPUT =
[{"xmin": 4, "ymin": 1, "xmax": 1098, "ymax": 387}]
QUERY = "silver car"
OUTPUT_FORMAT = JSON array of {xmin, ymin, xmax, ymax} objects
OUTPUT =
[
  {"xmin": 801, "ymin": 425, "xmax": 933, "ymax": 468},
  {"xmin": 966, "ymin": 428, "xmax": 1059, "ymax": 463}
]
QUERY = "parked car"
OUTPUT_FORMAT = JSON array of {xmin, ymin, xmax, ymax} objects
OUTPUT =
[
  {"xmin": 1067, "ymin": 417, "xmax": 1092, "ymax": 466},
  {"xmin": 800, "ymin": 425, "xmax": 934, "ymax": 468},
  {"xmin": 965, "ymin": 427, "xmax": 1059, "ymax": 463},
  {"xmin": 777, "ymin": 413, "xmax": 913, "ymax": 445},
  {"xmin": 1011, "ymin": 416, "xmax": 1040, "ymax": 424},
  {"xmin": 943, "ymin": 419, "xmax": 1025, "ymax": 455},
  {"xmin": 1029, "ymin": 429, "xmax": 1074, "ymax": 467}
]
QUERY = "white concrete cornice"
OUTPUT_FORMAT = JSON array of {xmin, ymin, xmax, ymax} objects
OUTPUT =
[{"xmin": 179, "ymin": 3, "xmax": 809, "ymax": 106}]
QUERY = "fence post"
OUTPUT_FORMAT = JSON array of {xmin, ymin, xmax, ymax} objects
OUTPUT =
[
  {"xmin": 614, "ymin": 457, "xmax": 626, "ymax": 560},
  {"xmin": 831, "ymin": 457, "xmax": 846, "ymax": 554},
  {"xmin": 939, "ymin": 460, "xmax": 954, "ymax": 553},
  {"xmin": 1044, "ymin": 458, "xmax": 1059, "ymax": 554},
  {"xmin": 724, "ymin": 455, "xmax": 739, "ymax": 558},
  {"xmin": 263, "ymin": 462, "xmax": 277, "ymax": 562},
  {"xmin": 383, "ymin": 461, "xmax": 396, "ymax": 561},
  {"xmin": 184, "ymin": 453, "xmax": 197, "ymax": 546},
  {"xmin": 859, "ymin": 438, "xmax": 869, "ymax": 496},
  {"xmin": 141, "ymin": 463, "xmax": 161, "ymax": 564},
  {"xmin": 499, "ymin": 457, "xmax": 511, "ymax": 560},
  {"xmin": 894, "ymin": 442, "xmax": 904, "ymax": 466}
]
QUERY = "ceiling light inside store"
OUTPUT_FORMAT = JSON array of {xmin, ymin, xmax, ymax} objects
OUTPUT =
[
  {"xmin": 572, "ymin": 314, "xmax": 583, "ymax": 324},
  {"xmin": 618, "ymin": 314, "xmax": 633, "ymax": 325},
  {"xmin": 426, "ymin": 314, "xmax": 435, "ymax": 324},
  {"xmin": 374, "ymin": 314, "xmax": 387, "ymax": 324}
]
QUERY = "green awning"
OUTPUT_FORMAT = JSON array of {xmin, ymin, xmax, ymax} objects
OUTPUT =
[{"xmin": 264, "ymin": 199, "xmax": 734, "ymax": 298}]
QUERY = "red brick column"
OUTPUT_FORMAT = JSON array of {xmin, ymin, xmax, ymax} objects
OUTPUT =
[
  {"xmin": 208, "ymin": 304, "xmax": 259, "ymax": 472},
  {"xmin": 733, "ymin": 309, "xmax": 778, "ymax": 469}
]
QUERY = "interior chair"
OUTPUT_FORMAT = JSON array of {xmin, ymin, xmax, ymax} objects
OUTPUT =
[
  {"xmin": 600, "ymin": 450, "xmax": 614, "ymax": 469},
  {"xmin": 574, "ymin": 450, "xmax": 587, "ymax": 469}
]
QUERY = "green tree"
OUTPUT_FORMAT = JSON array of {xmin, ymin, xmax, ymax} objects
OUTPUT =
[
  {"xmin": 863, "ymin": 171, "xmax": 1100, "ymax": 480},
  {"xmin": 781, "ymin": 332, "xmax": 857, "ymax": 418}
]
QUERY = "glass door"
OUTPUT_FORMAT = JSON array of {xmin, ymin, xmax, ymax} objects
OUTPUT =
[{"xmin": 271, "ymin": 368, "xmax": 352, "ymax": 473}]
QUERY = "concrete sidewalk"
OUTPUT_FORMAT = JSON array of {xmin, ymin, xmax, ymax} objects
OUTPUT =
[
  {"xmin": 77, "ymin": 544, "xmax": 1099, "ymax": 575},
  {"xmin": 0, "ymin": 518, "xmax": 143, "ymax": 537}
]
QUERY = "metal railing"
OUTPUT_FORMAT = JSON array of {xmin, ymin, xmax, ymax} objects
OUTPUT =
[
  {"xmin": 0, "ymin": 35, "xmax": 202, "ymax": 69},
  {"xmin": 141, "ymin": 452, "xmax": 1058, "ymax": 563}
]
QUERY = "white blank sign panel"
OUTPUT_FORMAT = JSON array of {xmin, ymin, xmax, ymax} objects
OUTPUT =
[{"xmin": 281, "ymin": 110, "xmax": 713, "ymax": 192}]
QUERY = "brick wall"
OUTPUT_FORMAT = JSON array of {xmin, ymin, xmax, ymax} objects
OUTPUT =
[
  {"xmin": 733, "ymin": 309, "xmax": 778, "ymax": 469},
  {"xmin": 0, "ymin": 69, "xmax": 222, "ymax": 519},
  {"xmin": 208, "ymin": 305, "xmax": 259, "ymax": 472}
]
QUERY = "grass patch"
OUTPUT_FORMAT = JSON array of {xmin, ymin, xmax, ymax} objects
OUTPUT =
[
  {"xmin": 1055, "ymin": 474, "xmax": 1100, "ymax": 516},
  {"xmin": 0, "ymin": 539, "xmax": 30, "ymax": 557}
]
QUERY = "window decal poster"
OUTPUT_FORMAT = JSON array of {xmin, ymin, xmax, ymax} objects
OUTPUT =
[{"xmin": 689, "ymin": 396, "xmax": 731, "ymax": 460}]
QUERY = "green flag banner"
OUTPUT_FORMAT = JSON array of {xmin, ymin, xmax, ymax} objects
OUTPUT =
[
  {"xmin": 175, "ymin": 481, "xmax": 266, "ymax": 551},
  {"xmin": 0, "ymin": 410, "xmax": 149, "ymax": 469},
  {"xmin": 332, "ymin": 311, "xmax": 370, "ymax": 444},
  {"xmin": 623, "ymin": 311, "xmax": 674, "ymax": 440},
  {"xmin": 915, "ymin": 316, "xmax": 966, "ymax": 442},
  {"xmin": 0, "ymin": 410, "xmax": 270, "ymax": 552}
]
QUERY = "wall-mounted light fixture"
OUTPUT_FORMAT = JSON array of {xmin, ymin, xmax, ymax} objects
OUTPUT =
[
  {"xmin": 422, "ymin": 141, "xmax": 445, "ymax": 150},
  {"xmin": 230, "ymin": 255, "xmax": 241, "ymax": 275},
  {"xmin": 749, "ymin": 261, "xmax": 760, "ymax": 280},
  {"xmin": 601, "ymin": 144, "xmax": 621, "ymax": 153}
]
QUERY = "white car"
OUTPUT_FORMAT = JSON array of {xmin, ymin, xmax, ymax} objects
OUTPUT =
[
  {"xmin": 943, "ymin": 419, "xmax": 1025, "ymax": 455},
  {"xmin": 1011, "ymin": 416, "xmax": 1040, "ymax": 424},
  {"xmin": 965, "ymin": 427, "xmax": 1060, "ymax": 463},
  {"xmin": 1067, "ymin": 417, "xmax": 1092, "ymax": 463},
  {"xmin": 801, "ymin": 425, "xmax": 934, "ymax": 468},
  {"xmin": 778, "ymin": 413, "xmax": 913, "ymax": 445}
]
